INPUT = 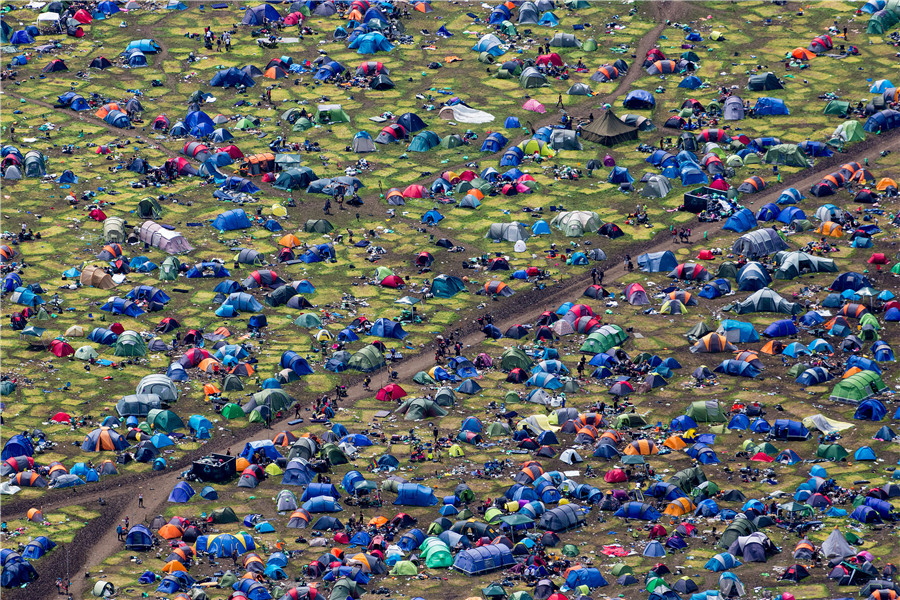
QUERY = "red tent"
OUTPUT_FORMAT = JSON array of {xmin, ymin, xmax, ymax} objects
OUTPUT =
[
  {"xmin": 380, "ymin": 275, "xmax": 404, "ymax": 288},
  {"xmin": 697, "ymin": 249, "xmax": 714, "ymax": 260},
  {"xmin": 376, "ymin": 384, "xmax": 406, "ymax": 401}
]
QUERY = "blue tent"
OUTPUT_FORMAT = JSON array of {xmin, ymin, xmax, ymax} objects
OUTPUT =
[
  {"xmin": 212, "ymin": 209, "xmax": 252, "ymax": 231},
  {"xmin": 714, "ymin": 360, "xmax": 760, "ymax": 378},
  {"xmin": 168, "ymin": 481, "xmax": 195, "ymax": 503},
  {"xmin": 670, "ymin": 415, "xmax": 698, "ymax": 431},
  {"xmin": 723, "ymin": 208, "xmax": 757, "ymax": 233},
  {"xmin": 240, "ymin": 440, "xmax": 282, "ymax": 461},
  {"xmin": 101, "ymin": 297, "xmax": 144, "ymax": 317},
  {"xmin": 873, "ymin": 341, "xmax": 894, "ymax": 362},
  {"xmin": 125, "ymin": 39, "xmax": 160, "ymax": 53},
  {"xmin": 300, "ymin": 482, "xmax": 340, "ymax": 501},
  {"xmin": 727, "ymin": 414, "xmax": 749, "ymax": 430},
  {"xmin": 222, "ymin": 292, "xmax": 263, "ymax": 313},
  {"xmin": 830, "ymin": 272, "xmax": 871, "ymax": 292},
  {"xmin": 349, "ymin": 32, "xmax": 394, "ymax": 54},
  {"xmin": 776, "ymin": 206, "xmax": 806, "ymax": 224},
  {"xmin": 538, "ymin": 11, "xmax": 559, "ymax": 26},
  {"xmin": 763, "ymin": 319, "xmax": 797, "ymax": 337},
  {"xmin": 457, "ymin": 379, "xmax": 483, "ymax": 395},
  {"xmin": 370, "ymin": 318, "xmax": 408, "ymax": 340},
  {"xmin": 1, "ymin": 556, "xmax": 38, "ymax": 587},
  {"xmin": 850, "ymin": 505, "xmax": 882, "ymax": 523},
  {"xmin": 394, "ymin": 483, "xmax": 439, "ymax": 506},
  {"xmin": 303, "ymin": 495, "xmax": 343, "ymax": 513},
  {"xmin": 772, "ymin": 419, "xmax": 810, "ymax": 440},
  {"xmin": 125, "ymin": 525, "xmax": 153, "ymax": 550},
  {"xmin": 808, "ymin": 338, "xmax": 834, "ymax": 354},
  {"xmin": 453, "ymin": 545, "xmax": 515, "ymax": 574},
  {"xmin": 637, "ymin": 251, "xmax": 677, "ymax": 273},
  {"xmin": 755, "ymin": 203, "xmax": 780, "ymax": 221},
  {"xmin": 211, "ymin": 66, "xmax": 256, "ymax": 88},
  {"xmin": 678, "ymin": 75, "xmax": 702, "ymax": 89},
  {"xmin": 614, "ymin": 502, "xmax": 660, "ymax": 521},
  {"xmin": 314, "ymin": 60, "xmax": 345, "ymax": 81},
  {"xmin": 565, "ymin": 567, "xmax": 608, "ymax": 588},
  {"xmin": 481, "ymin": 132, "xmax": 508, "ymax": 152},
  {"xmin": 532, "ymin": 220, "xmax": 551, "ymax": 235},
  {"xmin": 10, "ymin": 30, "xmax": 36, "ymax": 45},
  {"xmin": 526, "ymin": 372, "xmax": 562, "ymax": 389},
  {"xmin": 719, "ymin": 320, "xmax": 759, "ymax": 342},
  {"xmin": 460, "ymin": 416, "xmax": 483, "ymax": 432},
  {"xmin": 21, "ymin": 536, "xmax": 56, "ymax": 560},
  {"xmin": 281, "ymin": 460, "xmax": 313, "ymax": 486},
  {"xmin": 753, "ymin": 97, "xmax": 789, "ymax": 115},
  {"xmin": 242, "ymin": 4, "xmax": 281, "ymax": 24},
  {"xmin": 864, "ymin": 109, "xmax": 900, "ymax": 133},
  {"xmin": 776, "ymin": 188, "xmax": 805, "ymax": 205},
  {"xmin": 608, "ymin": 166, "xmax": 634, "ymax": 184},
  {"xmin": 854, "ymin": 446, "xmax": 878, "ymax": 461},
  {"xmin": 422, "ymin": 209, "xmax": 444, "ymax": 225},
  {"xmin": 623, "ymin": 90, "xmax": 655, "ymax": 109},
  {"xmin": 705, "ymin": 553, "xmax": 741, "ymax": 572},
  {"xmin": 854, "ymin": 398, "xmax": 886, "ymax": 421},
  {"xmin": 796, "ymin": 367, "xmax": 832, "ymax": 386}
]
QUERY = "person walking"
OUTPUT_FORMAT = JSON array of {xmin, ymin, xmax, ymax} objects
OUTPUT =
[
  {"xmin": 556, "ymin": 94, "xmax": 564, "ymax": 109},
  {"xmin": 138, "ymin": 493, "xmax": 144, "ymax": 508}
]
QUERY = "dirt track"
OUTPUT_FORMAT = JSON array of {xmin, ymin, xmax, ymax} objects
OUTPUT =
[{"xmin": 9, "ymin": 2, "xmax": 899, "ymax": 596}]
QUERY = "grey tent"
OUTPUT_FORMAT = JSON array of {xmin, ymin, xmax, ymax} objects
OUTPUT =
[
  {"xmin": 821, "ymin": 528, "xmax": 855, "ymax": 559},
  {"xmin": 136, "ymin": 375, "xmax": 179, "ymax": 402},
  {"xmin": 235, "ymin": 248, "xmax": 264, "ymax": 265},
  {"xmin": 549, "ymin": 129, "xmax": 582, "ymax": 151},
  {"xmin": 621, "ymin": 113, "xmax": 655, "ymax": 131},
  {"xmin": 395, "ymin": 398, "xmax": 449, "ymax": 420},
  {"xmin": 773, "ymin": 251, "xmax": 837, "ymax": 280},
  {"xmin": 580, "ymin": 110, "xmax": 639, "ymax": 147},
  {"xmin": 116, "ymin": 394, "xmax": 162, "ymax": 417},
  {"xmin": 139, "ymin": 221, "xmax": 193, "ymax": 254},
  {"xmin": 723, "ymin": 96, "xmax": 744, "ymax": 120},
  {"xmin": 551, "ymin": 211, "xmax": 600, "ymax": 237},
  {"xmin": 519, "ymin": 67, "xmax": 548, "ymax": 89},
  {"xmin": 486, "ymin": 222, "xmax": 530, "ymax": 242},
  {"xmin": 518, "ymin": 2, "xmax": 539, "ymax": 24},
  {"xmin": 103, "ymin": 217, "xmax": 127, "ymax": 243},
  {"xmin": 733, "ymin": 288, "xmax": 803, "ymax": 315},
  {"xmin": 549, "ymin": 33, "xmax": 581, "ymax": 48},
  {"xmin": 641, "ymin": 175, "xmax": 671, "ymax": 198},
  {"xmin": 731, "ymin": 229, "xmax": 788, "ymax": 258},
  {"xmin": 538, "ymin": 504, "xmax": 585, "ymax": 532},
  {"xmin": 567, "ymin": 82, "xmax": 592, "ymax": 96},
  {"xmin": 748, "ymin": 72, "xmax": 783, "ymax": 91},
  {"xmin": 351, "ymin": 132, "xmax": 377, "ymax": 153},
  {"xmin": 763, "ymin": 144, "xmax": 811, "ymax": 168}
]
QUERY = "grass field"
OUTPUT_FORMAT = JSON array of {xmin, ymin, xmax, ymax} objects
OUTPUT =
[{"xmin": 1, "ymin": 1, "xmax": 899, "ymax": 599}]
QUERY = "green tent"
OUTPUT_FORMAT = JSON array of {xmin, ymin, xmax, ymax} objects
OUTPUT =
[
  {"xmin": 147, "ymin": 408, "xmax": 184, "ymax": 433},
  {"xmin": 413, "ymin": 371, "xmax": 436, "ymax": 385},
  {"xmin": 253, "ymin": 388, "xmax": 291, "ymax": 411},
  {"xmin": 421, "ymin": 541, "xmax": 453, "ymax": 568},
  {"xmin": 582, "ymin": 38, "xmax": 597, "ymax": 52},
  {"xmin": 500, "ymin": 348, "xmax": 532, "ymax": 371},
  {"xmin": 565, "ymin": 0, "xmax": 590, "ymax": 7},
  {"xmin": 830, "ymin": 370, "xmax": 886, "ymax": 403},
  {"xmin": 478, "ymin": 51, "xmax": 495, "ymax": 64},
  {"xmin": 0, "ymin": 20, "xmax": 10, "ymax": 45},
  {"xmin": 292, "ymin": 117, "xmax": 313, "ymax": 132},
  {"xmin": 434, "ymin": 387, "xmax": 456, "ymax": 407},
  {"xmin": 439, "ymin": 134, "xmax": 465, "ymax": 149},
  {"xmin": 486, "ymin": 422, "xmax": 510, "ymax": 437},
  {"xmin": 817, "ymin": 443, "xmax": 849, "ymax": 461},
  {"xmin": 611, "ymin": 564, "xmax": 633, "ymax": 577},
  {"xmin": 868, "ymin": 10, "xmax": 899, "ymax": 34},
  {"xmin": 304, "ymin": 219, "xmax": 334, "ymax": 233},
  {"xmin": 615, "ymin": 414, "xmax": 648, "ymax": 428},
  {"xmin": 823, "ymin": 100, "xmax": 850, "ymax": 116},
  {"xmin": 138, "ymin": 197, "xmax": 163, "ymax": 219},
  {"xmin": 685, "ymin": 322, "xmax": 713, "ymax": 339},
  {"xmin": 498, "ymin": 20, "xmax": 517, "ymax": 35},
  {"xmin": 562, "ymin": 544, "xmax": 579, "ymax": 557},
  {"xmin": 833, "ymin": 120, "xmax": 865, "ymax": 143},
  {"xmin": 348, "ymin": 345, "xmax": 385, "ymax": 372},
  {"xmin": 235, "ymin": 117, "xmax": 257, "ymax": 130},
  {"xmin": 222, "ymin": 374, "xmax": 244, "ymax": 391},
  {"xmin": 375, "ymin": 266, "xmax": 394, "ymax": 280},
  {"xmin": 222, "ymin": 403, "xmax": 244, "ymax": 419},
  {"xmin": 322, "ymin": 443, "xmax": 348, "ymax": 465},
  {"xmin": 390, "ymin": 561, "xmax": 418, "ymax": 576},
  {"xmin": 408, "ymin": 130, "xmax": 440, "ymax": 152},
  {"xmin": 331, "ymin": 578, "xmax": 362, "ymax": 600},
  {"xmin": 520, "ymin": 67, "xmax": 548, "ymax": 89},
  {"xmin": 395, "ymin": 398, "xmax": 448, "ymax": 420},
  {"xmin": 685, "ymin": 400, "xmax": 726, "ymax": 423},
  {"xmin": 510, "ymin": 593, "xmax": 534, "ymax": 600},
  {"xmin": 115, "ymin": 332, "xmax": 147, "ymax": 357},
  {"xmin": 579, "ymin": 325, "xmax": 627, "ymax": 354},
  {"xmin": 315, "ymin": 104, "xmax": 351, "ymax": 124},
  {"xmin": 773, "ymin": 251, "xmax": 837, "ymax": 280},
  {"xmin": 249, "ymin": 409, "xmax": 266, "ymax": 423},
  {"xmin": 295, "ymin": 313, "xmax": 323, "ymax": 327},
  {"xmin": 763, "ymin": 144, "xmax": 811, "ymax": 168},
  {"xmin": 482, "ymin": 584, "xmax": 507, "ymax": 598},
  {"xmin": 211, "ymin": 507, "xmax": 239, "ymax": 524},
  {"xmin": 159, "ymin": 256, "xmax": 181, "ymax": 281},
  {"xmin": 74, "ymin": 345, "xmax": 99, "ymax": 360},
  {"xmin": 0, "ymin": 381, "xmax": 15, "ymax": 396},
  {"xmin": 431, "ymin": 275, "xmax": 466, "ymax": 298}
]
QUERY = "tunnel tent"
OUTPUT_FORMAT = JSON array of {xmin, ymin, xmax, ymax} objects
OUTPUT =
[
  {"xmin": 748, "ymin": 72, "xmax": 783, "ymax": 91},
  {"xmin": 549, "ymin": 32, "xmax": 581, "ymax": 47}
]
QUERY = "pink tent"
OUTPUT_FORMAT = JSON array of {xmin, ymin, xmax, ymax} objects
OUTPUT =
[{"xmin": 523, "ymin": 99, "xmax": 546, "ymax": 114}]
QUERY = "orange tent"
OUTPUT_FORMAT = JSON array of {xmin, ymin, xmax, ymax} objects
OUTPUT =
[
  {"xmin": 815, "ymin": 221, "xmax": 843, "ymax": 237},
  {"xmin": 203, "ymin": 384, "xmax": 221, "ymax": 396},
  {"xmin": 663, "ymin": 435, "xmax": 687, "ymax": 450},
  {"xmin": 158, "ymin": 524, "xmax": 184, "ymax": 539},
  {"xmin": 876, "ymin": 178, "xmax": 897, "ymax": 191},
  {"xmin": 368, "ymin": 516, "xmax": 388, "ymax": 527},
  {"xmin": 162, "ymin": 560, "xmax": 187, "ymax": 573},
  {"xmin": 790, "ymin": 48, "xmax": 816, "ymax": 60},
  {"xmin": 279, "ymin": 234, "xmax": 302, "ymax": 248},
  {"xmin": 197, "ymin": 358, "xmax": 221, "ymax": 373}
]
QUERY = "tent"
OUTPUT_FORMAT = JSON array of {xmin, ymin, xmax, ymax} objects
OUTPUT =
[{"xmin": 581, "ymin": 110, "xmax": 638, "ymax": 146}]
